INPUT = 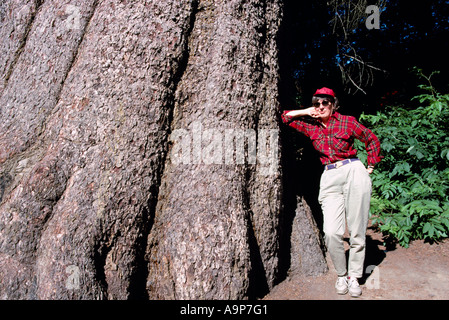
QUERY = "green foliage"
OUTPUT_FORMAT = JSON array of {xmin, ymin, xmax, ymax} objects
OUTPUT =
[{"xmin": 356, "ymin": 69, "xmax": 449, "ymax": 247}]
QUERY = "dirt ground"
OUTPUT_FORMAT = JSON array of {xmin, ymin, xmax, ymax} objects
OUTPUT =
[{"xmin": 264, "ymin": 222, "xmax": 449, "ymax": 300}]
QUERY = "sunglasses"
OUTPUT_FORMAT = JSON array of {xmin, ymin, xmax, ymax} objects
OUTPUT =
[{"xmin": 313, "ymin": 100, "xmax": 332, "ymax": 108}]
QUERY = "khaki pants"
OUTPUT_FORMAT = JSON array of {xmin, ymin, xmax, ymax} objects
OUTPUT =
[{"xmin": 318, "ymin": 160, "xmax": 372, "ymax": 278}]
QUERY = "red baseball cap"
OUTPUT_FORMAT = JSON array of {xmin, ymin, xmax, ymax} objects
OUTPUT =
[{"xmin": 314, "ymin": 87, "xmax": 336, "ymax": 97}]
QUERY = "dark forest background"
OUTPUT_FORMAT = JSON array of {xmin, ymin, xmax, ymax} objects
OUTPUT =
[
  {"xmin": 278, "ymin": 0, "xmax": 449, "ymax": 248},
  {"xmin": 279, "ymin": 0, "xmax": 449, "ymax": 117}
]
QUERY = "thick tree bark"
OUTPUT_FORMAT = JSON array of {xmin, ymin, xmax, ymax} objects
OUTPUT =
[
  {"xmin": 0, "ymin": 0, "xmax": 326, "ymax": 300},
  {"xmin": 289, "ymin": 197, "xmax": 328, "ymax": 277},
  {"xmin": 144, "ymin": 0, "xmax": 284, "ymax": 299}
]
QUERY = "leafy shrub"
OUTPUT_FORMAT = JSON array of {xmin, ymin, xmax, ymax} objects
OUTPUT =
[{"xmin": 356, "ymin": 69, "xmax": 449, "ymax": 247}]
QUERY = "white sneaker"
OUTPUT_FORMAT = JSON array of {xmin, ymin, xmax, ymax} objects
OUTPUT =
[
  {"xmin": 335, "ymin": 276, "xmax": 348, "ymax": 295},
  {"xmin": 348, "ymin": 277, "xmax": 362, "ymax": 297}
]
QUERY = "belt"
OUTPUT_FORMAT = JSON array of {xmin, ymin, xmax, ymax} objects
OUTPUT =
[{"xmin": 325, "ymin": 158, "xmax": 359, "ymax": 171}]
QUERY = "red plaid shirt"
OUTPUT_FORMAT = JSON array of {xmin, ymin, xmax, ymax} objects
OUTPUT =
[{"xmin": 281, "ymin": 110, "xmax": 382, "ymax": 166}]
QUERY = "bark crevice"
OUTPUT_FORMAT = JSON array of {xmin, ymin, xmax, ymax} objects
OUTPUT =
[
  {"xmin": 51, "ymin": 0, "xmax": 100, "ymax": 113},
  {"xmin": 1, "ymin": 0, "xmax": 44, "ymax": 94}
]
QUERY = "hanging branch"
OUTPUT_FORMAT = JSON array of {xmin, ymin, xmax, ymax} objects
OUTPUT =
[{"xmin": 327, "ymin": 0, "xmax": 387, "ymax": 94}]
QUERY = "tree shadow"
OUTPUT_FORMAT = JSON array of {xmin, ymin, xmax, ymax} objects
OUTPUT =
[{"xmin": 277, "ymin": 123, "xmax": 327, "ymax": 283}]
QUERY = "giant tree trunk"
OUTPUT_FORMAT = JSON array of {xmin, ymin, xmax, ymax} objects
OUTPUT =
[{"xmin": 0, "ymin": 0, "xmax": 325, "ymax": 300}]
